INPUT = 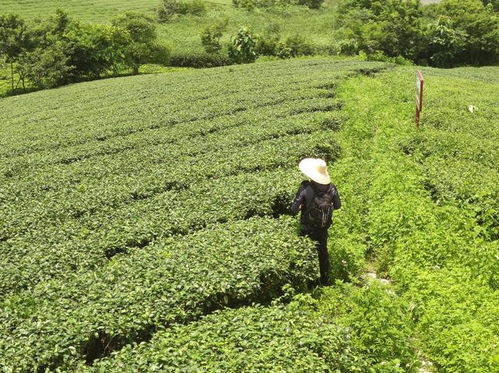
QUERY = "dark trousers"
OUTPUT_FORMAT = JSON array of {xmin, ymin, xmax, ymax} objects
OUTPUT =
[{"xmin": 301, "ymin": 227, "xmax": 330, "ymax": 285}]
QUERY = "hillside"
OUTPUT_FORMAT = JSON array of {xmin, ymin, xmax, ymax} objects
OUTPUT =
[
  {"xmin": 0, "ymin": 58, "xmax": 498, "ymax": 372},
  {"xmin": 0, "ymin": 0, "xmax": 158, "ymax": 22},
  {"xmin": 0, "ymin": 0, "xmax": 337, "ymax": 53}
]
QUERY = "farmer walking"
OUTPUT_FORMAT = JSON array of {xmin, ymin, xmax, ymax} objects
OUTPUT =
[{"xmin": 291, "ymin": 158, "xmax": 341, "ymax": 286}]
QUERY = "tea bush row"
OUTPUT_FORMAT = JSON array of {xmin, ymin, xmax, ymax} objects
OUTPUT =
[
  {"xmin": 86, "ymin": 281, "xmax": 419, "ymax": 372},
  {"xmin": 0, "ymin": 117, "xmax": 339, "ymax": 240},
  {"xmin": 0, "ymin": 59, "xmax": 378, "ymax": 295},
  {"xmin": 0, "ymin": 217, "xmax": 317, "ymax": 371},
  {"xmin": 0, "ymin": 159, "xmax": 332, "ymax": 296},
  {"xmin": 87, "ymin": 300, "xmax": 363, "ymax": 372},
  {"xmin": 0, "ymin": 59, "xmax": 380, "ymax": 156}
]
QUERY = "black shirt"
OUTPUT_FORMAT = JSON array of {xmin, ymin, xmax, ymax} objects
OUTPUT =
[{"xmin": 291, "ymin": 180, "xmax": 341, "ymax": 229}]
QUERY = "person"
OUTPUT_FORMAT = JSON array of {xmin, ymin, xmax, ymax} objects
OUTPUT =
[{"xmin": 291, "ymin": 158, "xmax": 341, "ymax": 285}]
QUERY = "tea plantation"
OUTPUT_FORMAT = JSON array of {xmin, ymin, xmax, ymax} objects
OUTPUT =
[{"xmin": 0, "ymin": 58, "xmax": 498, "ymax": 372}]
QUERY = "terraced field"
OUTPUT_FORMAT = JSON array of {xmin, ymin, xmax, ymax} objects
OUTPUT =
[
  {"xmin": 1, "ymin": 58, "xmax": 497, "ymax": 372},
  {"xmin": 0, "ymin": 58, "xmax": 385, "ymax": 371}
]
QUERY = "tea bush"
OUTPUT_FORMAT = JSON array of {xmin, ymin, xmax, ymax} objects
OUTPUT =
[
  {"xmin": 88, "ymin": 301, "xmax": 365, "ymax": 372},
  {"xmin": 1, "ymin": 56, "xmax": 496, "ymax": 371},
  {"xmin": 0, "ymin": 58, "xmax": 388, "ymax": 370},
  {"xmin": 0, "ymin": 217, "xmax": 317, "ymax": 371}
]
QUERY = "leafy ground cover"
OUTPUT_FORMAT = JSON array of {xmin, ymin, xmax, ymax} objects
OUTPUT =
[{"xmin": 332, "ymin": 65, "xmax": 499, "ymax": 371}]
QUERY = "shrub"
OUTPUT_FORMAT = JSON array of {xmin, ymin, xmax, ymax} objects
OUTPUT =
[
  {"xmin": 228, "ymin": 26, "xmax": 258, "ymax": 64},
  {"xmin": 112, "ymin": 12, "xmax": 169, "ymax": 74},
  {"xmin": 418, "ymin": 0, "xmax": 498, "ymax": 66},
  {"xmin": 358, "ymin": 50, "xmax": 413, "ymax": 65},
  {"xmin": 200, "ymin": 19, "xmax": 228, "ymax": 54},
  {"xmin": 297, "ymin": 0, "xmax": 324, "ymax": 9},
  {"xmin": 320, "ymin": 283, "xmax": 420, "ymax": 371},
  {"xmin": 232, "ymin": 0, "xmax": 296, "ymax": 10},
  {"xmin": 169, "ymin": 50, "xmax": 232, "ymax": 67},
  {"xmin": 335, "ymin": 0, "xmax": 422, "ymax": 60},
  {"xmin": 158, "ymin": 0, "xmax": 206, "ymax": 22},
  {"xmin": 90, "ymin": 302, "xmax": 367, "ymax": 372},
  {"xmin": 255, "ymin": 23, "xmax": 294, "ymax": 59},
  {"xmin": 285, "ymin": 34, "xmax": 315, "ymax": 57},
  {"xmin": 18, "ymin": 42, "xmax": 72, "ymax": 88},
  {"xmin": 64, "ymin": 23, "xmax": 131, "ymax": 78},
  {"xmin": 0, "ymin": 217, "xmax": 318, "ymax": 370}
]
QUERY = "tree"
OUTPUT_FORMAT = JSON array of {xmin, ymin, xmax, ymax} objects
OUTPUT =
[
  {"xmin": 112, "ymin": 12, "xmax": 169, "ymax": 74},
  {"xmin": 420, "ymin": 16, "xmax": 467, "ymax": 67},
  {"xmin": 420, "ymin": 0, "xmax": 498, "ymax": 66},
  {"xmin": 335, "ymin": 0, "xmax": 423, "ymax": 59},
  {"xmin": 200, "ymin": 19, "xmax": 228, "ymax": 54},
  {"xmin": 18, "ymin": 41, "xmax": 72, "ymax": 88},
  {"xmin": 228, "ymin": 26, "xmax": 258, "ymax": 64},
  {"xmin": 0, "ymin": 14, "xmax": 29, "ymax": 90},
  {"xmin": 65, "ymin": 22, "xmax": 130, "ymax": 78}
]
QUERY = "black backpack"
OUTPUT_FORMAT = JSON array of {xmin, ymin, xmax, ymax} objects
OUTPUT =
[{"xmin": 306, "ymin": 184, "xmax": 335, "ymax": 228}]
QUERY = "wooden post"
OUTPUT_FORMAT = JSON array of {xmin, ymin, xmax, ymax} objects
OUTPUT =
[{"xmin": 416, "ymin": 71, "xmax": 424, "ymax": 128}]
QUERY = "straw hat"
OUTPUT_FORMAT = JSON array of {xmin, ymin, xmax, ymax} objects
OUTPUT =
[{"xmin": 298, "ymin": 158, "xmax": 330, "ymax": 185}]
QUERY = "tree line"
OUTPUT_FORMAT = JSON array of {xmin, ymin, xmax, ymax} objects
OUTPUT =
[
  {"xmin": 0, "ymin": 0, "xmax": 497, "ymax": 94},
  {"xmin": 0, "ymin": 11, "xmax": 169, "ymax": 91},
  {"xmin": 335, "ymin": 0, "xmax": 498, "ymax": 67}
]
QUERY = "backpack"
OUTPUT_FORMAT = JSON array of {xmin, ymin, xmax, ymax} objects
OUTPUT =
[{"xmin": 306, "ymin": 184, "xmax": 335, "ymax": 228}]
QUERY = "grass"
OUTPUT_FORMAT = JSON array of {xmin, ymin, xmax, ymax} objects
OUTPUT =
[
  {"xmin": 0, "ymin": 0, "xmax": 158, "ymax": 22},
  {"xmin": 159, "ymin": 5, "xmax": 337, "ymax": 53}
]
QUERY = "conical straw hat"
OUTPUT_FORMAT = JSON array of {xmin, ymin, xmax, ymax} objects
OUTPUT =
[{"xmin": 298, "ymin": 158, "xmax": 330, "ymax": 185}]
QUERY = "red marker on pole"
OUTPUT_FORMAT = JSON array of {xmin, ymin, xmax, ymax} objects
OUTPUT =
[{"xmin": 416, "ymin": 71, "xmax": 424, "ymax": 127}]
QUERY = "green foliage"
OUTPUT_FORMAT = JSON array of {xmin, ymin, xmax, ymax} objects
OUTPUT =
[
  {"xmin": 336, "ymin": 0, "xmax": 422, "ymax": 59},
  {"xmin": 17, "ymin": 41, "xmax": 72, "ymax": 88},
  {"xmin": 228, "ymin": 26, "xmax": 258, "ymax": 63},
  {"xmin": 0, "ymin": 59, "xmax": 377, "ymax": 296},
  {"xmin": 297, "ymin": 0, "xmax": 325, "ymax": 9},
  {"xmin": 64, "ymin": 22, "xmax": 131, "ymax": 78},
  {"xmin": 285, "ymin": 34, "xmax": 315, "ymax": 57},
  {"xmin": 404, "ymin": 269, "xmax": 498, "ymax": 371},
  {"xmin": 169, "ymin": 50, "xmax": 233, "ymax": 67},
  {"xmin": 200, "ymin": 19, "xmax": 228, "ymax": 54},
  {"xmin": 231, "ymin": 0, "xmax": 324, "ymax": 10},
  {"xmin": 0, "ymin": 14, "xmax": 29, "ymax": 89},
  {"xmin": 335, "ymin": 0, "xmax": 499, "ymax": 66},
  {"xmin": 255, "ymin": 23, "xmax": 293, "ymax": 59},
  {"xmin": 0, "ymin": 217, "xmax": 318, "ymax": 370},
  {"xmin": 233, "ymin": 0, "xmax": 282, "ymax": 10},
  {"xmin": 420, "ymin": 0, "xmax": 499, "ymax": 66},
  {"xmin": 0, "ymin": 56, "xmax": 497, "ymax": 371},
  {"xmin": 0, "ymin": 10, "xmax": 169, "ymax": 91},
  {"xmin": 338, "ymin": 66, "xmax": 499, "ymax": 372},
  {"xmin": 0, "ymin": 59, "xmax": 391, "ymax": 370},
  {"xmin": 157, "ymin": 0, "xmax": 206, "ymax": 22},
  {"xmin": 358, "ymin": 50, "xmax": 413, "ymax": 65},
  {"xmin": 320, "ymin": 282, "xmax": 420, "ymax": 371},
  {"xmin": 112, "ymin": 12, "xmax": 170, "ymax": 74},
  {"xmin": 89, "ymin": 302, "xmax": 366, "ymax": 372}
]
